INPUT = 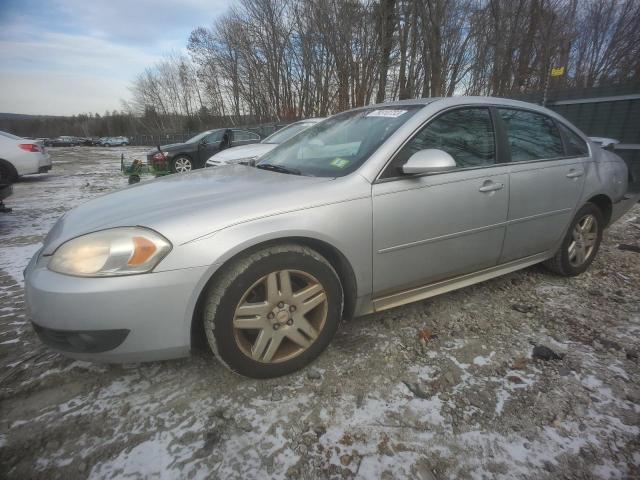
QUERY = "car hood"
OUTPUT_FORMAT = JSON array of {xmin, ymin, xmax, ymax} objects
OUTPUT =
[
  {"xmin": 42, "ymin": 165, "xmax": 335, "ymax": 253},
  {"xmin": 207, "ymin": 143, "xmax": 276, "ymax": 164}
]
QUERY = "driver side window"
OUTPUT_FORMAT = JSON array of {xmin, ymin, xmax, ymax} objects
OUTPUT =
[
  {"xmin": 382, "ymin": 107, "xmax": 496, "ymax": 178},
  {"xmin": 205, "ymin": 131, "xmax": 223, "ymax": 144}
]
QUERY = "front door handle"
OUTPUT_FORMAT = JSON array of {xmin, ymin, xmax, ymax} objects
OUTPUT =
[
  {"xmin": 566, "ymin": 170, "xmax": 584, "ymax": 179},
  {"xmin": 479, "ymin": 182, "xmax": 504, "ymax": 193}
]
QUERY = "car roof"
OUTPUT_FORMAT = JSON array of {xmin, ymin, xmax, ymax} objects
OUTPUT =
[
  {"xmin": 371, "ymin": 98, "xmax": 443, "ymax": 107},
  {"xmin": 295, "ymin": 118, "xmax": 325, "ymax": 124},
  {"xmin": 373, "ymin": 95, "xmax": 554, "ymax": 113}
]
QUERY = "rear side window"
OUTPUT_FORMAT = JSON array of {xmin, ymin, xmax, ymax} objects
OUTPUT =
[
  {"xmin": 557, "ymin": 122, "xmax": 589, "ymax": 156},
  {"xmin": 234, "ymin": 130, "xmax": 260, "ymax": 141},
  {"xmin": 382, "ymin": 107, "xmax": 495, "ymax": 177},
  {"xmin": 498, "ymin": 109, "xmax": 564, "ymax": 162}
]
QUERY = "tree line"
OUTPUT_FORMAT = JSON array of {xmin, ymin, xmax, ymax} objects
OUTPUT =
[
  {"xmin": 0, "ymin": 112, "xmax": 135, "ymax": 140},
  {"xmin": 129, "ymin": 0, "xmax": 640, "ymax": 131},
  {"xmin": 3, "ymin": 0, "xmax": 639, "ymax": 138}
]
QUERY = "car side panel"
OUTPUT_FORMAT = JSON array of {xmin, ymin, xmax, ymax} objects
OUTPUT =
[
  {"xmin": 372, "ymin": 167, "xmax": 510, "ymax": 295},
  {"xmin": 499, "ymin": 157, "xmax": 587, "ymax": 263},
  {"xmin": 0, "ymin": 150, "xmax": 40, "ymax": 176},
  {"xmin": 580, "ymin": 147, "xmax": 629, "ymax": 207},
  {"xmin": 154, "ymin": 189, "xmax": 374, "ymax": 321}
]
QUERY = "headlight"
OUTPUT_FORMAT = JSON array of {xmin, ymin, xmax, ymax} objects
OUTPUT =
[{"xmin": 48, "ymin": 227, "xmax": 172, "ymax": 277}]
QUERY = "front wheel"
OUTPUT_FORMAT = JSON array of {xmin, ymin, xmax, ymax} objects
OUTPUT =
[
  {"xmin": 171, "ymin": 156, "xmax": 193, "ymax": 174},
  {"xmin": 544, "ymin": 203, "xmax": 603, "ymax": 276},
  {"xmin": 203, "ymin": 244, "xmax": 343, "ymax": 378}
]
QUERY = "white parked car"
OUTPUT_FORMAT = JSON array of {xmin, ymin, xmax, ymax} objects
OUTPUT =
[
  {"xmin": 0, "ymin": 131, "xmax": 52, "ymax": 183},
  {"xmin": 205, "ymin": 118, "xmax": 324, "ymax": 167}
]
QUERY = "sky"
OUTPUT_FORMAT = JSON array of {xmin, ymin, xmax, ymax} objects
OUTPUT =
[{"xmin": 0, "ymin": 0, "xmax": 230, "ymax": 116}]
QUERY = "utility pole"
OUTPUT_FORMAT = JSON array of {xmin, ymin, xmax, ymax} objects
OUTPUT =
[
  {"xmin": 542, "ymin": 64, "xmax": 552, "ymax": 107},
  {"xmin": 543, "ymin": 54, "xmax": 565, "ymax": 107}
]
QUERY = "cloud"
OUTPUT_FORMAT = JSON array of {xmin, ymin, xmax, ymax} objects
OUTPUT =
[
  {"xmin": 0, "ymin": 0, "xmax": 232, "ymax": 115},
  {"xmin": 0, "ymin": 29, "xmax": 161, "ymax": 79},
  {"xmin": 52, "ymin": 0, "xmax": 229, "ymax": 46},
  {"xmin": 0, "ymin": 71, "xmax": 129, "ymax": 115},
  {"xmin": 0, "ymin": 27, "xmax": 163, "ymax": 113}
]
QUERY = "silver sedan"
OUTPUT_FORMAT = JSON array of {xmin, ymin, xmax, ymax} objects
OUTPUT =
[{"xmin": 25, "ymin": 97, "xmax": 638, "ymax": 378}]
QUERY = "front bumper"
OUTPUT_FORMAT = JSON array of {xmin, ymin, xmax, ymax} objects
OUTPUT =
[
  {"xmin": 24, "ymin": 252, "xmax": 209, "ymax": 362},
  {"xmin": 40, "ymin": 152, "xmax": 51, "ymax": 167},
  {"xmin": 32, "ymin": 323, "xmax": 130, "ymax": 353}
]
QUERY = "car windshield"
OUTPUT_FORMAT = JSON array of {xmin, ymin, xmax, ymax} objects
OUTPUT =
[
  {"xmin": 261, "ymin": 122, "xmax": 316, "ymax": 144},
  {"xmin": 257, "ymin": 106, "xmax": 421, "ymax": 177},
  {"xmin": 0, "ymin": 131, "xmax": 22, "ymax": 140},
  {"xmin": 185, "ymin": 130, "xmax": 220, "ymax": 144}
]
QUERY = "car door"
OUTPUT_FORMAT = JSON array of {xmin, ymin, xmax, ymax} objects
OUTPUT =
[
  {"xmin": 497, "ymin": 109, "xmax": 587, "ymax": 263},
  {"xmin": 372, "ymin": 107, "xmax": 510, "ymax": 296},
  {"xmin": 198, "ymin": 131, "xmax": 224, "ymax": 165}
]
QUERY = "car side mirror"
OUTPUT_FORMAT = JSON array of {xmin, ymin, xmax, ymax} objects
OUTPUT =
[{"xmin": 401, "ymin": 149, "xmax": 456, "ymax": 175}]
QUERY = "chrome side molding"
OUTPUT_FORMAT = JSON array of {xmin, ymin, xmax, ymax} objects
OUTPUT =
[{"xmin": 372, "ymin": 252, "xmax": 552, "ymax": 312}]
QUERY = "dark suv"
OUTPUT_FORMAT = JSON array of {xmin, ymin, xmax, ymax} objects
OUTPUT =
[{"xmin": 147, "ymin": 129, "xmax": 261, "ymax": 173}]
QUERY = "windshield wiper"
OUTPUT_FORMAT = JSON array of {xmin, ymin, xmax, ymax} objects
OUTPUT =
[{"xmin": 256, "ymin": 163, "xmax": 302, "ymax": 175}]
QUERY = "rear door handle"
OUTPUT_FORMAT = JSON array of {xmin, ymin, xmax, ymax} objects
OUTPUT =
[
  {"xmin": 479, "ymin": 182, "xmax": 504, "ymax": 193},
  {"xmin": 566, "ymin": 170, "xmax": 584, "ymax": 179}
]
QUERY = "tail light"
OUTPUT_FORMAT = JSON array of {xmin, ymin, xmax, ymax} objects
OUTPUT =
[{"xmin": 19, "ymin": 144, "xmax": 42, "ymax": 153}]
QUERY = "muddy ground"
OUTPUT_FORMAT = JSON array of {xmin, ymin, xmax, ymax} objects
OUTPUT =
[{"xmin": 0, "ymin": 147, "xmax": 639, "ymax": 479}]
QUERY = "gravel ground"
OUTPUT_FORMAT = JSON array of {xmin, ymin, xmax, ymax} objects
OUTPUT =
[{"xmin": 0, "ymin": 147, "xmax": 639, "ymax": 480}]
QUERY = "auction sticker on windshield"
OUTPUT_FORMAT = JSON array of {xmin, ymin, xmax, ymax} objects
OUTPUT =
[
  {"xmin": 330, "ymin": 158, "xmax": 350, "ymax": 169},
  {"xmin": 366, "ymin": 109, "xmax": 407, "ymax": 118}
]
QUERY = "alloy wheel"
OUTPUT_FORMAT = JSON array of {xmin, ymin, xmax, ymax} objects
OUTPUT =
[
  {"xmin": 232, "ymin": 269, "xmax": 328, "ymax": 363},
  {"xmin": 568, "ymin": 213, "xmax": 598, "ymax": 267},
  {"xmin": 174, "ymin": 158, "xmax": 192, "ymax": 173}
]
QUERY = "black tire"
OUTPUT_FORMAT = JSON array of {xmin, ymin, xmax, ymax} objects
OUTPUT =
[
  {"xmin": 0, "ymin": 160, "xmax": 18, "ymax": 184},
  {"xmin": 543, "ymin": 203, "xmax": 603, "ymax": 276},
  {"xmin": 202, "ymin": 244, "xmax": 343, "ymax": 378},
  {"xmin": 171, "ymin": 155, "xmax": 194, "ymax": 174}
]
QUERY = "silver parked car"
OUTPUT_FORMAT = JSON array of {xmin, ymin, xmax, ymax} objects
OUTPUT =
[
  {"xmin": 205, "ymin": 118, "xmax": 325, "ymax": 167},
  {"xmin": 25, "ymin": 97, "xmax": 638, "ymax": 378}
]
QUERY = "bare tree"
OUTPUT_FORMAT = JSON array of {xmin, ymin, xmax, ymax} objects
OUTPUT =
[{"xmin": 129, "ymin": 0, "xmax": 640, "ymax": 132}]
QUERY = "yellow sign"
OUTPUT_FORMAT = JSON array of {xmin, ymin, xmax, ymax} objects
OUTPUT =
[{"xmin": 551, "ymin": 67, "xmax": 565, "ymax": 77}]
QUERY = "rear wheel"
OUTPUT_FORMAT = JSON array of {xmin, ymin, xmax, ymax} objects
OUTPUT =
[
  {"xmin": 0, "ymin": 161, "xmax": 18, "ymax": 184},
  {"xmin": 544, "ymin": 203, "xmax": 603, "ymax": 276},
  {"xmin": 202, "ymin": 244, "xmax": 343, "ymax": 378},
  {"xmin": 171, "ymin": 156, "xmax": 193, "ymax": 174}
]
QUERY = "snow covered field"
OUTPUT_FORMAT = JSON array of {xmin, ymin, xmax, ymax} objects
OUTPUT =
[{"xmin": 1, "ymin": 147, "xmax": 639, "ymax": 479}]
